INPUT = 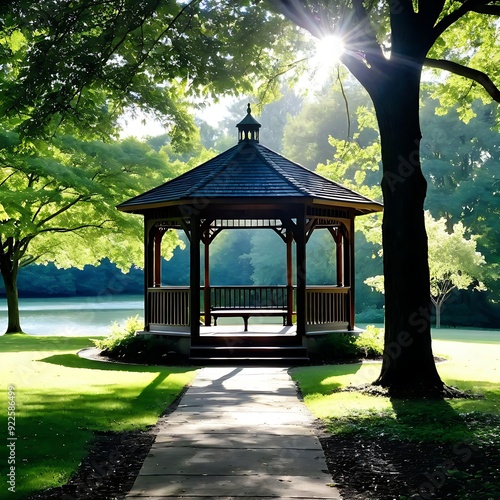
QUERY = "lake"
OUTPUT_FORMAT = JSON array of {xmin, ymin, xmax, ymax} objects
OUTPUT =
[{"xmin": 0, "ymin": 295, "xmax": 143, "ymax": 336}]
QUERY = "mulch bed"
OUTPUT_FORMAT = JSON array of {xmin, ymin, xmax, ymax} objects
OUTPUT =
[{"xmin": 321, "ymin": 434, "xmax": 499, "ymax": 499}]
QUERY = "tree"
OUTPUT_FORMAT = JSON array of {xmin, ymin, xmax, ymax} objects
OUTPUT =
[
  {"xmin": 0, "ymin": 134, "xmax": 177, "ymax": 333},
  {"xmin": 268, "ymin": 0, "xmax": 500, "ymax": 397},
  {"xmin": 366, "ymin": 211, "xmax": 487, "ymax": 329},
  {"xmin": 318, "ymin": 92, "xmax": 500, "ymax": 324},
  {"xmin": 426, "ymin": 213, "xmax": 486, "ymax": 328}
]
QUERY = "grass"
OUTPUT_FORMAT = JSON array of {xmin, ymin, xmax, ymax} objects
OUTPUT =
[
  {"xmin": 291, "ymin": 329, "xmax": 500, "ymax": 498},
  {"xmin": 291, "ymin": 328, "xmax": 500, "ymax": 446},
  {"xmin": 0, "ymin": 334, "xmax": 197, "ymax": 499}
]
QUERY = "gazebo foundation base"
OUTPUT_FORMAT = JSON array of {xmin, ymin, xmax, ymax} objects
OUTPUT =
[{"xmin": 136, "ymin": 324, "xmax": 366, "ymax": 361}]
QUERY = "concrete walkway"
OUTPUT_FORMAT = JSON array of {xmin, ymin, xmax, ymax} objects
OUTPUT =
[{"xmin": 126, "ymin": 367, "xmax": 341, "ymax": 499}]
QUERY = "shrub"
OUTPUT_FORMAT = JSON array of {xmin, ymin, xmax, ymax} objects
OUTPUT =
[
  {"xmin": 314, "ymin": 332, "xmax": 359, "ymax": 360},
  {"xmin": 355, "ymin": 307, "xmax": 384, "ymax": 323},
  {"xmin": 93, "ymin": 316, "xmax": 187, "ymax": 364},
  {"xmin": 354, "ymin": 325, "xmax": 384, "ymax": 358},
  {"xmin": 93, "ymin": 315, "xmax": 143, "ymax": 353},
  {"xmin": 311, "ymin": 325, "xmax": 384, "ymax": 362}
]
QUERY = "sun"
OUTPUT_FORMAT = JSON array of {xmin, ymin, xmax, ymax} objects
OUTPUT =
[
  {"xmin": 315, "ymin": 34, "xmax": 345, "ymax": 65},
  {"xmin": 297, "ymin": 33, "xmax": 345, "ymax": 92}
]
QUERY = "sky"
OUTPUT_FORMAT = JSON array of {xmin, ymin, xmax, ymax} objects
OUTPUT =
[{"xmin": 119, "ymin": 98, "xmax": 234, "ymax": 139}]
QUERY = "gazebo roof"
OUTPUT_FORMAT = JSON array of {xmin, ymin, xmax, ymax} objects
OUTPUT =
[{"xmin": 118, "ymin": 109, "xmax": 383, "ymax": 216}]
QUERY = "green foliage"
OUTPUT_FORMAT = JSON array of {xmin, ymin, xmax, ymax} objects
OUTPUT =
[
  {"xmin": 426, "ymin": 212, "xmax": 487, "ymax": 298},
  {"xmin": 311, "ymin": 326, "xmax": 384, "ymax": 361},
  {"xmin": 283, "ymin": 81, "xmax": 376, "ymax": 170},
  {"xmin": 94, "ymin": 316, "xmax": 186, "ymax": 364},
  {"xmin": 0, "ymin": 127, "xmax": 183, "ymax": 331},
  {"xmin": 354, "ymin": 325, "xmax": 384, "ymax": 358},
  {"xmin": 0, "ymin": 1, "xmax": 297, "ymax": 143},
  {"xmin": 365, "ymin": 211, "xmax": 488, "ymax": 327},
  {"xmin": 93, "ymin": 315, "xmax": 143, "ymax": 353}
]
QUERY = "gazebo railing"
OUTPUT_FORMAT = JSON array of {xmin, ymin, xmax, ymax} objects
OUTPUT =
[
  {"xmin": 148, "ymin": 287, "xmax": 190, "ymax": 326},
  {"xmin": 147, "ymin": 285, "xmax": 350, "ymax": 328},
  {"xmin": 210, "ymin": 286, "xmax": 288, "ymax": 309},
  {"xmin": 305, "ymin": 286, "xmax": 349, "ymax": 325}
]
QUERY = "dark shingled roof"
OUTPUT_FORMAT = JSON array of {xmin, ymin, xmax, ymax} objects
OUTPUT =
[{"xmin": 117, "ymin": 141, "xmax": 383, "ymax": 215}]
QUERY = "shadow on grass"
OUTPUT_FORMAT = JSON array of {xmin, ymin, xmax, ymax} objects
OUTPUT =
[
  {"xmin": 39, "ymin": 353, "xmax": 192, "ymax": 373},
  {"xmin": 0, "ymin": 334, "xmax": 100, "ymax": 353},
  {"xmin": 290, "ymin": 363, "xmax": 363, "ymax": 396},
  {"xmin": 2, "ymin": 369, "xmax": 190, "ymax": 499},
  {"xmin": 390, "ymin": 396, "xmax": 474, "ymax": 444}
]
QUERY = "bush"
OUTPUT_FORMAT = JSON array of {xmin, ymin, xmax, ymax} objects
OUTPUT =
[
  {"xmin": 315, "ymin": 332, "xmax": 359, "ymax": 359},
  {"xmin": 93, "ymin": 316, "xmax": 188, "ymax": 364},
  {"xmin": 311, "ymin": 325, "xmax": 384, "ymax": 362},
  {"xmin": 93, "ymin": 315, "xmax": 143, "ymax": 353},
  {"xmin": 355, "ymin": 306, "xmax": 384, "ymax": 323},
  {"xmin": 354, "ymin": 325, "xmax": 384, "ymax": 358}
]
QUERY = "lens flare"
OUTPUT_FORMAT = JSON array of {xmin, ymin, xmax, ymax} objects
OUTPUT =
[{"xmin": 315, "ymin": 35, "xmax": 345, "ymax": 65}]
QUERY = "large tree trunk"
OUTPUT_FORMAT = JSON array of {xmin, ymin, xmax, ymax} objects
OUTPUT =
[
  {"xmin": 370, "ymin": 62, "xmax": 444, "ymax": 397},
  {"xmin": 0, "ymin": 253, "xmax": 23, "ymax": 334}
]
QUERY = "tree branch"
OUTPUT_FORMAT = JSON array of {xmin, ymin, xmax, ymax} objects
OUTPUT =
[
  {"xmin": 424, "ymin": 57, "xmax": 500, "ymax": 102},
  {"xmin": 472, "ymin": 4, "xmax": 500, "ymax": 14},
  {"xmin": 267, "ymin": 0, "xmax": 323, "ymax": 38},
  {"xmin": 36, "ymin": 220, "xmax": 112, "ymax": 235},
  {"xmin": 35, "ymin": 193, "xmax": 92, "ymax": 228}
]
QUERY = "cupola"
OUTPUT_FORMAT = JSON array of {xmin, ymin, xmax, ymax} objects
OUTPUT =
[{"xmin": 236, "ymin": 103, "xmax": 261, "ymax": 142}]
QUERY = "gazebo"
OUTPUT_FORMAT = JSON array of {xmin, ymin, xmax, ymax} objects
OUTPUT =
[{"xmin": 117, "ymin": 105, "xmax": 382, "ymax": 361}]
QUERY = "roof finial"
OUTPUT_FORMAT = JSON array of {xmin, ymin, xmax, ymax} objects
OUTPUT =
[{"xmin": 236, "ymin": 102, "xmax": 261, "ymax": 143}]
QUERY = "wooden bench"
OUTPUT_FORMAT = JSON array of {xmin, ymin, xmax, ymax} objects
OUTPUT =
[
  {"xmin": 208, "ymin": 286, "xmax": 292, "ymax": 331},
  {"xmin": 211, "ymin": 308, "xmax": 289, "ymax": 331}
]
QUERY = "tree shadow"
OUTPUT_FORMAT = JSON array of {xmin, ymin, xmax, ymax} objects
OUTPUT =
[
  {"xmin": 39, "ymin": 353, "xmax": 194, "ymax": 374},
  {"xmin": 0, "ymin": 334, "xmax": 99, "ymax": 353}
]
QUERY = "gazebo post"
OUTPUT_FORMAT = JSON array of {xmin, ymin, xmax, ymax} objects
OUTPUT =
[
  {"xmin": 286, "ymin": 228, "xmax": 294, "ymax": 326},
  {"xmin": 295, "ymin": 213, "xmax": 307, "ymax": 337},
  {"xmin": 203, "ymin": 231, "xmax": 211, "ymax": 326},
  {"xmin": 348, "ymin": 215, "xmax": 356, "ymax": 330},
  {"xmin": 153, "ymin": 228, "xmax": 164, "ymax": 287},
  {"xmin": 144, "ymin": 220, "xmax": 155, "ymax": 331},
  {"xmin": 336, "ymin": 228, "xmax": 344, "ymax": 287},
  {"xmin": 189, "ymin": 216, "xmax": 201, "ymax": 337}
]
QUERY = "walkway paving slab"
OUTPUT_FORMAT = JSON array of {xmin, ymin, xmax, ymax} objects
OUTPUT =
[
  {"xmin": 154, "ymin": 433, "xmax": 322, "ymax": 449},
  {"xmin": 126, "ymin": 367, "xmax": 341, "ymax": 499}
]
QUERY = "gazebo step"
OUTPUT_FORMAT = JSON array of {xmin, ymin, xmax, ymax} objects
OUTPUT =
[
  {"xmin": 189, "ymin": 344, "xmax": 309, "ymax": 363},
  {"xmin": 192, "ymin": 335, "xmax": 303, "ymax": 347},
  {"xmin": 189, "ymin": 357, "xmax": 309, "ymax": 364}
]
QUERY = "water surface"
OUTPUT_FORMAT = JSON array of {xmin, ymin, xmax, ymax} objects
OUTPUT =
[{"xmin": 0, "ymin": 295, "xmax": 143, "ymax": 336}]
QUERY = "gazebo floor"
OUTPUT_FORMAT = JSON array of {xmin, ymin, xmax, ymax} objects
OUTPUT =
[{"xmin": 200, "ymin": 324, "xmax": 297, "ymax": 337}]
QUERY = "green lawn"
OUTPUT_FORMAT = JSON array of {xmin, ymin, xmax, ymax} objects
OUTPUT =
[
  {"xmin": 0, "ymin": 334, "xmax": 197, "ymax": 499},
  {"xmin": 291, "ymin": 328, "xmax": 500, "ymax": 445}
]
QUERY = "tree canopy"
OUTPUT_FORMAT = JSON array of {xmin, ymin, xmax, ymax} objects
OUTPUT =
[{"xmin": 1, "ymin": 0, "xmax": 295, "ymax": 144}]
